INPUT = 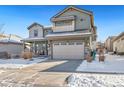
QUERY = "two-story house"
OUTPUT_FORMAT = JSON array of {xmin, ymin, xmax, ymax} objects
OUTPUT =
[{"xmin": 22, "ymin": 6, "xmax": 97, "ymax": 59}]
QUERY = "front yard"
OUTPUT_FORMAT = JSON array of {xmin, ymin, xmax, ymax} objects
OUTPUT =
[
  {"xmin": 0, "ymin": 54, "xmax": 123, "ymax": 86},
  {"xmin": 77, "ymin": 54, "xmax": 124, "ymax": 73},
  {"xmin": 0, "ymin": 57, "xmax": 48, "ymax": 69},
  {"xmin": 67, "ymin": 73, "xmax": 124, "ymax": 87}
]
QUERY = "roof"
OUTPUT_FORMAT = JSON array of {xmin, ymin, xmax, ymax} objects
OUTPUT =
[
  {"xmin": 0, "ymin": 39, "xmax": 22, "ymax": 45},
  {"xmin": 0, "ymin": 34, "xmax": 7, "ymax": 38},
  {"xmin": 44, "ymin": 26, "xmax": 52, "ymax": 30},
  {"xmin": 46, "ymin": 31, "xmax": 92, "ymax": 39},
  {"xmin": 27, "ymin": 22, "xmax": 43, "ymax": 30},
  {"xmin": 106, "ymin": 36, "xmax": 117, "ymax": 41},
  {"xmin": 51, "ymin": 5, "xmax": 93, "ymax": 20},
  {"xmin": 22, "ymin": 37, "xmax": 47, "ymax": 42},
  {"xmin": 114, "ymin": 32, "xmax": 124, "ymax": 41}
]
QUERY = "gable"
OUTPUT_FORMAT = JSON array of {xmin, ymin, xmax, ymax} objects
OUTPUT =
[
  {"xmin": 51, "ymin": 6, "xmax": 95, "ymax": 31},
  {"xmin": 58, "ymin": 8, "xmax": 90, "ymax": 19},
  {"xmin": 27, "ymin": 23, "xmax": 43, "ymax": 30},
  {"xmin": 52, "ymin": 6, "xmax": 93, "ymax": 19}
]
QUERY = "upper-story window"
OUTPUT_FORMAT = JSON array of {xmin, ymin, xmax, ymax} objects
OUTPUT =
[
  {"xmin": 34, "ymin": 30, "xmax": 38, "ymax": 37},
  {"xmin": 44, "ymin": 29, "xmax": 52, "ymax": 36},
  {"xmin": 55, "ymin": 20, "xmax": 72, "ymax": 26},
  {"xmin": 47, "ymin": 30, "xmax": 52, "ymax": 34}
]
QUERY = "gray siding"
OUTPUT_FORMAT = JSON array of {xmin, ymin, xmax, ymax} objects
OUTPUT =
[
  {"xmin": 29, "ymin": 25, "xmax": 44, "ymax": 38},
  {"xmin": 57, "ymin": 9, "xmax": 91, "ymax": 30}
]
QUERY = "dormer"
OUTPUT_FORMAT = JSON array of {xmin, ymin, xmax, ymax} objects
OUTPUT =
[{"xmin": 27, "ymin": 23, "xmax": 44, "ymax": 38}]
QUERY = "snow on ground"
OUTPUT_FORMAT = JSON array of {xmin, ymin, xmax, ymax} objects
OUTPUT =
[
  {"xmin": 67, "ymin": 54, "xmax": 124, "ymax": 87},
  {"xmin": 76, "ymin": 54, "xmax": 124, "ymax": 73},
  {"xmin": 0, "ymin": 57, "xmax": 48, "ymax": 69},
  {"xmin": 67, "ymin": 73, "xmax": 124, "ymax": 87},
  {"xmin": 0, "ymin": 70, "xmax": 5, "ymax": 74}
]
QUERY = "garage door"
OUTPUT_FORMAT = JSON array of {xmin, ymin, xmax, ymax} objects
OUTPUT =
[{"xmin": 52, "ymin": 41, "xmax": 84, "ymax": 59}]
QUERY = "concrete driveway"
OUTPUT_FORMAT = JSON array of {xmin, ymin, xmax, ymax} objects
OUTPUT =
[
  {"xmin": 0, "ymin": 59, "xmax": 82, "ymax": 87},
  {"xmin": 42, "ymin": 60, "xmax": 82, "ymax": 72}
]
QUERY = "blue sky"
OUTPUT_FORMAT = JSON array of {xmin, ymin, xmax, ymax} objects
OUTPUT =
[{"xmin": 0, "ymin": 5, "xmax": 124, "ymax": 41}]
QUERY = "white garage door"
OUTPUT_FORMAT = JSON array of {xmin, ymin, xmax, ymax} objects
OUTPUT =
[{"xmin": 52, "ymin": 41, "xmax": 84, "ymax": 59}]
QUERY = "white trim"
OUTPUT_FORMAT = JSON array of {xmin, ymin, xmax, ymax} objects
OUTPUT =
[
  {"xmin": 46, "ymin": 32, "xmax": 92, "ymax": 38},
  {"xmin": 21, "ymin": 38, "xmax": 47, "ymax": 42},
  {"xmin": 51, "ymin": 16, "xmax": 75, "ymax": 22}
]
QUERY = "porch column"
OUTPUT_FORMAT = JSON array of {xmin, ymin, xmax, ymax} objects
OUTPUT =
[
  {"xmin": 23, "ymin": 41, "xmax": 25, "ymax": 52},
  {"xmin": 30, "ymin": 43, "xmax": 33, "ymax": 52},
  {"xmin": 90, "ymin": 36, "xmax": 92, "ymax": 50},
  {"xmin": 45, "ymin": 41, "xmax": 48, "ymax": 55},
  {"xmin": 50, "ymin": 40, "xmax": 53, "ymax": 59},
  {"xmin": 34, "ymin": 41, "xmax": 36, "ymax": 54}
]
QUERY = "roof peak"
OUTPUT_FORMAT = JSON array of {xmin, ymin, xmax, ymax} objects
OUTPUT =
[
  {"xmin": 51, "ymin": 5, "xmax": 93, "ymax": 19},
  {"xmin": 27, "ymin": 22, "xmax": 43, "ymax": 30}
]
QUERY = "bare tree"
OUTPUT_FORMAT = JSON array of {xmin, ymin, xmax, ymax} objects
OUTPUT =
[
  {"xmin": 0, "ymin": 24, "xmax": 5, "ymax": 33},
  {"xmin": 0, "ymin": 24, "xmax": 5, "ymax": 39}
]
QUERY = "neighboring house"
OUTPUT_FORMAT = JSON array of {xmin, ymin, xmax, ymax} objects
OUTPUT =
[
  {"xmin": 0, "ymin": 34, "xmax": 22, "ymax": 42},
  {"xmin": 0, "ymin": 34, "xmax": 23, "ymax": 57},
  {"xmin": 0, "ymin": 39, "xmax": 23, "ymax": 57},
  {"xmin": 113, "ymin": 32, "xmax": 124, "ymax": 55},
  {"xmin": 105, "ymin": 36, "xmax": 116, "ymax": 52},
  {"xmin": 0, "ymin": 34, "xmax": 7, "ymax": 39},
  {"xmin": 22, "ymin": 6, "xmax": 97, "ymax": 59}
]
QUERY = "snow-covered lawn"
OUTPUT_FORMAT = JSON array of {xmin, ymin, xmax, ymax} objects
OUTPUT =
[
  {"xmin": 67, "ymin": 54, "xmax": 124, "ymax": 87},
  {"xmin": 67, "ymin": 73, "xmax": 124, "ymax": 87},
  {"xmin": 0, "ymin": 57, "xmax": 48, "ymax": 69},
  {"xmin": 0, "ymin": 70, "xmax": 5, "ymax": 74},
  {"xmin": 76, "ymin": 54, "xmax": 124, "ymax": 73}
]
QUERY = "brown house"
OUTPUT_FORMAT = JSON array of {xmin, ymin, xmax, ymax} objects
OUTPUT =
[
  {"xmin": 105, "ymin": 36, "xmax": 116, "ymax": 52},
  {"xmin": 113, "ymin": 32, "xmax": 124, "ymax": 55}
]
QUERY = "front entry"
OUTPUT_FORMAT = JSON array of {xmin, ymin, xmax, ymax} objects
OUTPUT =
[{"xmin": 30, "ymin": 41, "xmax": 48, "ymax": 56}]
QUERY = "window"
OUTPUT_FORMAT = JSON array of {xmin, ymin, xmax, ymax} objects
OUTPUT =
[
  {"xmin": 68, "ymin": 42, "xmax": 75, "ymax": 45},
  {"xmin": 55, "ymin": 20, "xmax": 72, "ymax": 26},
  {"xmin": 34, "ymin": 30, "xmax": 38, "ymax": 37},
  {"xmin": 44, "ymin": 30, "xmax": 52, "ymax": 36},
  {"xmin": 80, "ymin": 19, "xmax": 83, "ymax": 21},
  {"xmin": 47, "ymin": 30, "xmax": 52, "ymax": 34},
  {"xmin": 61, "ymin": 42, "xmax": 67, "ymax": 45},
  {"xmin": 76, "ymin": 42, "xmax": 83, "ymax": 45},
  {"xmin": 54, "ymin": 43, "xmax": 59, "ymax": 46}
]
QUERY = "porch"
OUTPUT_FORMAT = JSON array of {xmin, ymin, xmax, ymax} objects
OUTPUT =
[{"xmin": 22, "ymin": 38, "xmax": 48, "ymax": 56}]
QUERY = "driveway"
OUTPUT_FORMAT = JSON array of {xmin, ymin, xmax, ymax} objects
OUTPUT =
[
  {"xmin": 0, "ymin": 59, "xmax": 80, "ymax": 87},
  {"xmin": 42, "ymin": 60, "xmax": 82, "ymax": 72}
]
